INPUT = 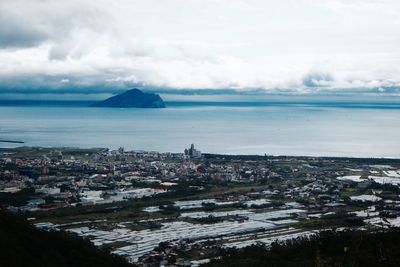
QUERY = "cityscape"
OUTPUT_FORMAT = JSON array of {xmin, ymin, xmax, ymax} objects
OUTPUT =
[{"xmin": 2, "ymin": 145, "xmax": 400, "ymax": 265}]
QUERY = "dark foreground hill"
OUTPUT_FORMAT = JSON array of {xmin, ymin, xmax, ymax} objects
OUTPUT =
[
  {"xmin": 0, "ymin": 211, "xmax": 134, "ymax": 267},
  {"xmin": 204, "ymin": 229, "xmax": 400, "ymax": 267},
  {"xmin": 91, "ymin": 89, "xmax": 165, "ymax": 108}
]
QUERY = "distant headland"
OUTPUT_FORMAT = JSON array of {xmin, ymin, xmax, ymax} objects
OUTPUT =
[
  {"xmin": 90, "ymin": 89, "xmax": 165, "ymax": 108},
  {"xmin": 0, "ymin": 140, "xmax": 24, "ymax": 144}
]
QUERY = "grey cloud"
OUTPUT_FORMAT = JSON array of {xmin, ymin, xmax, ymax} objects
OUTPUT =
[
  {"xmin": 48, "ymin": 41, "xmax": 73, "ymax": 60},
  {"xmin": 0, "ymin": 6, "xmax": 49, "ymax": 48},
  {"xmin": 0, "ymin": 23, "xmax": 47, "ymax": 48},
  {"xmin": 0, "ymin": 0, "xmax": 400, "ymax": 96},
  {"xmin": 0, "ymin": 0, "xmax": 108, "ymax": 49},
  {"xmin": 302, "ymin": 72, "xmax": 334, "ymax": 88}
]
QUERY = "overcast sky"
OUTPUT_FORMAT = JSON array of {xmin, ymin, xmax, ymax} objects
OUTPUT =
[{"xmin": 1, "ymin": 0, "xmax": 400, "ymax": 98}]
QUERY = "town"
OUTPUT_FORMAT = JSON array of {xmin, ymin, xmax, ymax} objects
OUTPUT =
[{"xmin": 1, "ymin": 145, "xmax": 400, "ymax": 266}]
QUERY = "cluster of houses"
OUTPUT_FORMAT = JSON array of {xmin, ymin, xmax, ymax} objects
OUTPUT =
[{"xmin": 2, "ymin": 147, "xmax": 400, "ymax": 265}]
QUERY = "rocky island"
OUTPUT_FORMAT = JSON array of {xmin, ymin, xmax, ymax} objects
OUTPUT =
[{"xmin": 90, "ymin": 88, "xmax": 165, "ymax": 108}]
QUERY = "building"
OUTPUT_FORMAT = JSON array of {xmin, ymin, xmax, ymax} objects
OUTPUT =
[{"xmin": 184, "ymin": 144, "xmax": 202, "ymax": 159}]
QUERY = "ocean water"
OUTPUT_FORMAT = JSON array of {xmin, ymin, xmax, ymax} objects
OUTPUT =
[{"xmin": 1, "ymin": 101, "xmax": 400, "ymax": 158}]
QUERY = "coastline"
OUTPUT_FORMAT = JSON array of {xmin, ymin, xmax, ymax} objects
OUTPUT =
[{"xmin": 2, "ymin": 146, "xmax": 400, "ymax": 161}]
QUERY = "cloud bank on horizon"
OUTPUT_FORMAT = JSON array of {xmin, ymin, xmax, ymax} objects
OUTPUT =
[{"xmin": 1, "ymin": 0, "xmax": 400, "ymax": 97}]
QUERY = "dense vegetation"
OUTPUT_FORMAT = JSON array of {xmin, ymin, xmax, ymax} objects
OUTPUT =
[
  {"xmin": 0, "ymin": 211, "xmax": 134, "ymax": 267},
  {"xmin": 205, "ymin": 229, "xmax": 400, "ymax": 267},
  {"xmin": 0, "ymin": 188, "xmax": 37, "ymax": 207}
]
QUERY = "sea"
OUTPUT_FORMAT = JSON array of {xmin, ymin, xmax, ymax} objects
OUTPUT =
[{"xmin": 1, "ymin": 100, "xmax": 400, "ymax": 158}]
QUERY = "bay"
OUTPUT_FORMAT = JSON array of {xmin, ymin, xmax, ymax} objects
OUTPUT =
[{"xmin": 0, "ymin": 101, "xmax": 399, "ymax": 158}]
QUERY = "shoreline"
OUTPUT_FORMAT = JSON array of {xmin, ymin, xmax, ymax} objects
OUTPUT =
[
  {"xmin": 1, "ymin": 146, "xmax": 400, "ymax": 161},
  {"xmin": 0, "ymin": 140, "xmax": 24, "ymax": 144},
  {"xmin": 1, "ymin": 99, "xmax": 400, "ymax": 109}
]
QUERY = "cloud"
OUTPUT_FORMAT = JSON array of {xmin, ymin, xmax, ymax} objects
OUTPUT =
[
  {"xmin": 0, "ymin": 0, "xmax": 400, "ymax": 97},
  {"xmin": 302, "ymin": 72, "xmax": 334, "ymax": 88},
  {"xmin": 0, "ymin": 20, "xmax": 46, "ymax": 48}
]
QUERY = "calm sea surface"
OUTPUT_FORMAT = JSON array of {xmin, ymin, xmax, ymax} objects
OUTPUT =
[{"xmin": 1, "ymin": 101, "xmax": 400, "ymax": 157}]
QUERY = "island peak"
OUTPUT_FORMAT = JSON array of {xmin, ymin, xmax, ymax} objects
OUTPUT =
[{"xmin": 91, "ymin": 89, "xmax": 165, "ymax": 108}]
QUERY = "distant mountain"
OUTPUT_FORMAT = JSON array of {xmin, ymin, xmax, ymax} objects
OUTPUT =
[{"xmin": 91, "ymin": 89, "xmax": 165, "ymax": 108}]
